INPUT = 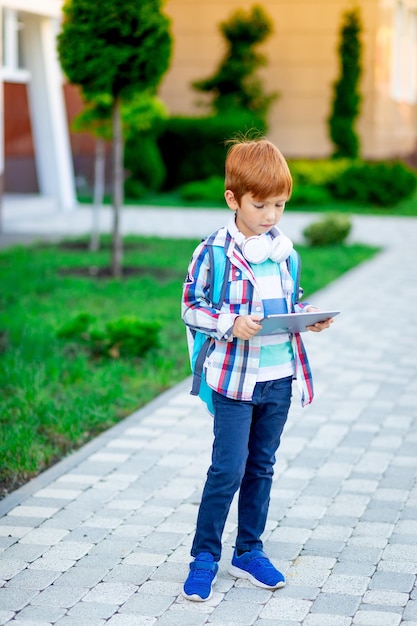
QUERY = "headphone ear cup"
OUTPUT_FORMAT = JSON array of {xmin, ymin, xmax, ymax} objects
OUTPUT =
[
  {"xmin": 269, "ymin": 234, "xmax": 293, "ymax": 263},
  {"xmin": 241, "ymin": 236, "xmax": 271, "ymax": 264}
]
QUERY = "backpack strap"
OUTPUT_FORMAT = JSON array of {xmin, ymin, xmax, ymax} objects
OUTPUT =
[
  {"xmin": 191, "ymin": 242, "xmax": 231, "ymax": 399},
  {"xmin": 207, "ymin": 244, "xmax": 231, "ymax": 308},
  {"xmin": 192, "ymin": 243, "xmax": 299, "ymax": 405},
  {"xmin": 286, "ymin": 249, "xmax": 302, "ymax": 307},
  {"xmin": 190, "ymin": 336, "xmax": 211, "ymax": 396}
]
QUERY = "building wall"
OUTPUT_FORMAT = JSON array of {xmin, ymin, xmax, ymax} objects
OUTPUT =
[
  {"xmin": 3, "ymin": 80, "xmax": 108, "ymax": 194},
  {"xmin": 159, "ymin": 0, "xmax": 417, "ymax": 160},
  {"xmin": 3, "ymin": 0, "xmax": 416, "ymax": 198},
  {"xmin": 369, "ymin": 0, "xmax": 417, "ymax": 159},
  {"xmin": 4, "ymin": 82, "xmax": 38, "ymax": 192},
  {"xmin": 3, "ymin": 0, "xmax": 62, "ymax": 18},
  {"xmin": 1, "ymin": 2, "xmax": 76, "ymax": 206}
]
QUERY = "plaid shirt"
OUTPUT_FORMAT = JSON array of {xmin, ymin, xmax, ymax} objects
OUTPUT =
[{"xmin": 182, "ymin": 225, "xmax": 314, "ymax": 406}]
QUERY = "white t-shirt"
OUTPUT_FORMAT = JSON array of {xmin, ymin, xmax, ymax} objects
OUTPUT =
[{"xmin": 251, "ymin": 259, "xmax": 295, "ymax": 382}]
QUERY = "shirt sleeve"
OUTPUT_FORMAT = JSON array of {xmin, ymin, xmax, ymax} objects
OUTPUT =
[{"xmin": 182, "ymin": 242, "xmax": 237, "ymax": 341}]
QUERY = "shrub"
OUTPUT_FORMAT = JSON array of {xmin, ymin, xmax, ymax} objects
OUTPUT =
[
  {"xmin": 57, "ymin": 313, "xmax": 160, "ymax": 359},
  {"xmin": 303, "ymin": 213, "xmax": 352, "ymax": 246},
  {"xmin": 104, "ymin": 316, "xmax": 160, "ymax": 358},
  {"xmin": 158, "ymin": 112, "xmax": 265, "ymax": 189},
  {"xmin": 179, "ymin": 176, "xmax": 225, "ymax": 203},
  {"xmin": 289, "ymin": 184, "xmax": 332, "ymax": 206},
  {"xmin": 124, "ymin": 135, "xmax": 166, "ymax": 193},
  {"xmin": 328, "ymin": 7, "xmax": 362, "ymax": 158},
  {"xmin": 193, "ymin": 5, "xmax": 277, "ymax": 120},
  {"xmin": 286, "ymin": 159, "xmax": 354, "ymax": 207},
  {"xmin": 328, "ymin": 161, "xmax": 417, "ymax": 206},
  {"xmin": 124, "ymin": 177, "xmax": 147, "ymax": 200},
  {"xmin": 288, "ymin": 159, "xmax": 353, "ymax": 187},
  {"xmin": 57, "ymin": 313, "xmax": 95, "ymax": 339},
  {"xmin": 123, "ymin": 96, "xmax": 168, "ymax": 193}
]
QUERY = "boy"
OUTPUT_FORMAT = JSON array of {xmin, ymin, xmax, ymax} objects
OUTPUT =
[{"xmin": 181, "ymin": 137, "xmax": 333, "ymax": 602}]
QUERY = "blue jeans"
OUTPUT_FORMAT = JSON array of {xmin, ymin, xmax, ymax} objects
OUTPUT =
[{"xmin": 191, "ymin": 377, "xmax": 292, "ymax": 561}]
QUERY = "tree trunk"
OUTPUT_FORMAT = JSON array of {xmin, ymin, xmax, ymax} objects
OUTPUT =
[
  {"xmin": 90, "ymin": 136, "xmax": 106, "ymax": 252},
  {"xmin": 111, "ymin": 97, "xmax": 124, "ymax": 277}
]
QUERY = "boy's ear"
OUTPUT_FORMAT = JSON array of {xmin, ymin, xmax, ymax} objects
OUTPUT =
[{"xmin": 225, "ymin": 190, "xmax": 239, "ymax": 211}]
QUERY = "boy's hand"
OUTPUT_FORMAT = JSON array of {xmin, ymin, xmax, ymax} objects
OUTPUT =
[
  {"xmin": 305, "ymin": 306, "xmax": 334, "ymax": 333},
  {"xmin": 233, "ymin": 315, "xmax": 263, "ymax": 340}
]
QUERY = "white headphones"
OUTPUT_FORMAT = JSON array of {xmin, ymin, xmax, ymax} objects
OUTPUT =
[{"xmin": 229, "ymin": 218, "xmax": 293, "ymax": 264}]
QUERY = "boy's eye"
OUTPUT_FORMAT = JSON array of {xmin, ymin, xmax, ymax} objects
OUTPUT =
[{"xmin": 254, "ymin": 204, "xmax": 264, "ymax": 209}]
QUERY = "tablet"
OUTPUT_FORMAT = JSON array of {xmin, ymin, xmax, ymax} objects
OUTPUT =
[{"xmin": 258, "ymin": 310, "xmax": 340, "ymax": 335}]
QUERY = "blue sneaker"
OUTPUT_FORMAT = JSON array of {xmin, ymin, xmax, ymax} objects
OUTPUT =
[
  {"xmin": 229, "ymin": 549, "xmax": 285, "ymax": 590},
  {"xmin": 183, "ymin": 552, "xmax": 219, "ymax": 602}
]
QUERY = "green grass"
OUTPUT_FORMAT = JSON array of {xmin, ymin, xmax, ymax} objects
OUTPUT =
[{"xmin": 0, "ymin": 236, "xmax": 379, "ymax": 496}]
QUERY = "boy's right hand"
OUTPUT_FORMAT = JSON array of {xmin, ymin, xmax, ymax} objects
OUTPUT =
[{"xmin": 233, "ymin": 315, "xmax": 263, "ymax": 340}]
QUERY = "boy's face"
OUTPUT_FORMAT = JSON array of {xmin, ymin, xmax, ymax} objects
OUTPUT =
[{"xmin": 225, "ymin": 190, "xmax": 287, "ymax": 239}]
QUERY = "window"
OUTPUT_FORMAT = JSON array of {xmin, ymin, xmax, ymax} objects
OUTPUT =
[
  {"xmin": 1, "ymin": 8, "xmax": 30, "ymax": 82},
  {"xmin": 391, "ymin": 1, "xmax": 417, "ymax": 104}
]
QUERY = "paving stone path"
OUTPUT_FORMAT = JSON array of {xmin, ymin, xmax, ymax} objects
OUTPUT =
[{"xmin": 0, "ymin": 200, "xmax": 416, "ymax": 625}]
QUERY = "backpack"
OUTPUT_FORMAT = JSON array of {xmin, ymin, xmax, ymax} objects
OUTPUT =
[{"xmin": 188, "ymin": 240, "xmax": 301, "ymax": 415}]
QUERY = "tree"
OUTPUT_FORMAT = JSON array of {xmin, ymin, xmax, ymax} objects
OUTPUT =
[
  {"xmin": 193, "ymin": 5, "xmax": 277, "ymax": 121},
  {"xmin": 73, "ymin": 92, "xmax": 167, "ymax": 250},
  {"xmin": 72, "ymin": 95, "xmax": 113, "ymax": 252},
  {"xmin": 58, "ymin": 0, "xmax": 172, "ymax": 276},
  {"xmin": 328, "ymin": 6, "xmax": 363, "ymax": 158}
]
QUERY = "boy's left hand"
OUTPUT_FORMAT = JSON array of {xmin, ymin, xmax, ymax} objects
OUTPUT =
[{"xmin": 305, "ymin": 306, "xmax": 335, "ymax": 333}]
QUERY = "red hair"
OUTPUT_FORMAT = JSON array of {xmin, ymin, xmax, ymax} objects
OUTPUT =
[{"xmin": 225, "ymin": 138, "xmax": 292, "ymax": 203}]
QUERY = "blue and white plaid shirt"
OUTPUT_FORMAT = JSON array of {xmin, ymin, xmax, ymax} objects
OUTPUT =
[{"xmin": 182, "ymin": 224, "xmax": 314, "ymax": 406}]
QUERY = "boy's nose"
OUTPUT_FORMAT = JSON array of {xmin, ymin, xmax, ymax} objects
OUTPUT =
[{"xmin": 265, "ymin": 206, "xmax": 277, "ymax": 222}]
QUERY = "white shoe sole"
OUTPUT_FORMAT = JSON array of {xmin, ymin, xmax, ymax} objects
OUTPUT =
[{"xmin": 228, "ymin": 564, "xmax": 285, "ymax": 590}]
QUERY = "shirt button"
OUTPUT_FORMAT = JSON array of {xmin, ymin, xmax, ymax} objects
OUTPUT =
[{"xmin": 256, "ymin": 306, "xmax": 262, "ymax": 311}]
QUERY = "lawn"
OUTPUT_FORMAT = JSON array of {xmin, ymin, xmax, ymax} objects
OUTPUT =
[{"xmin": 0, "ymin": 236, "xmax": 379, "ymax": 497}]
